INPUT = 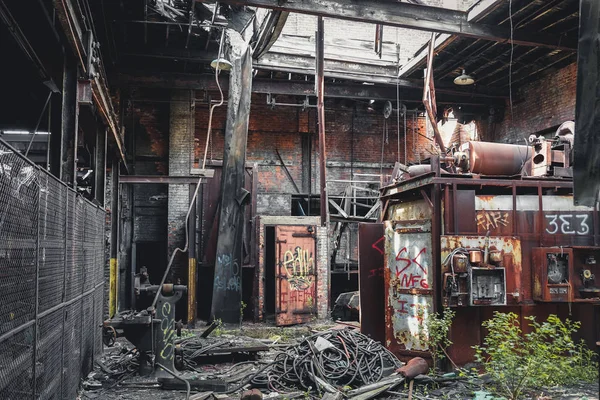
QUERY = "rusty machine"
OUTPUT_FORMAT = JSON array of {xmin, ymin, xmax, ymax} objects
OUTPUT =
[
  {"xmin": 103, "ymin": 267, "xmax": 187, "ymax": 376},
  {"xmin": 362, "ymin": 121, "xmax": 600, "ymax": 365}
]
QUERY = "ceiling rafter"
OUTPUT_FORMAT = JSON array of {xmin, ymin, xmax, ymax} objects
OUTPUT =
[{"xmin": 217, "ymin": 0, "xmax": 576, "ymax": 50}]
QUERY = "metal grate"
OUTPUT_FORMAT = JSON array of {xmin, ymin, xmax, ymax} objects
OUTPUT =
[
  {"xmin": 0, "ymin": 328, "xmax": 34, "ymax": 399},
  {"xmin": 38, "ymin": 174, "xmax": 67, "ymax": 313},
  {"xmin": 36, "ymin": 309, "xmax": 63, "ymax": 399},
  {"xmin": 0, "ymin": 140, "xmax": 106, "ymax": 399}
]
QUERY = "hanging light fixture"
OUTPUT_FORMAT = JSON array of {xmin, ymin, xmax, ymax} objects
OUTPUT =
[
  {"xmin": 454, "ymin": 69, "xmax": 475, "ymax": 86},
  {"xmin": 210, "ymin": 58, "xmax": 232, "ymax": 71}
]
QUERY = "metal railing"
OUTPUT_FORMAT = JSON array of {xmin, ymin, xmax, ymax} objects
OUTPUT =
[{"xmin": 0, "ymin": 139, "xmax": 105, "ymax": 399}]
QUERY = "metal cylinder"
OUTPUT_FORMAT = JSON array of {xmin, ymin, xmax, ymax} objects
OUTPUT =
[
  {"xmin": 468, "ymin": 142, "xmax": 530, "ymax": 176},
  {"xmin": 407, "ymin": 164, "xmax": 432, "ymax": 177},
  {"xmin": 397, "ymin": 357, "xmax": 429, "ymax": 378}
]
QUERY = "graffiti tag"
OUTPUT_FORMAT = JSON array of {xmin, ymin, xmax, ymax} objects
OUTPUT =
[
  {"xmin": 159, "ymin": 302, "xmax": 175, "ymax": 360},
  {"xmin": 388, "ymin": 247, "xmax": 429, "ymax": 289},
  {"xmin": 371, "ymin": 236, "xmax": 385, "ymax": 255},
  {"xmin": 215, "ymin": 253, "xmax": 240, "ymax": 292},
  {"xmin": 545, "ymin": 214, "xmax": 590, "ymax": 235},
  {"xmin": 477, "ymin": 211, "xmax": 510, "ymax": 230},
  {"xmin": 283, "ymin": 246, "xmax": 314, "ymax": 291}
]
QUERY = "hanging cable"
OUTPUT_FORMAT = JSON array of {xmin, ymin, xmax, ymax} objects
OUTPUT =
[
  {"xmin": 25, "ymin": 91, "xmax": 53, "ymax": 158},
  {"xmin": 508, "ymin": 0, "xmax": 514, "ymax": 113},
  {"xmin": 150, "ymin": 28, "xmax": 227, "ymax": 311}
]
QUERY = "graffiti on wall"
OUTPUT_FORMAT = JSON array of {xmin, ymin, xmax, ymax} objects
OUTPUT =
[
  {"xmin": 283, "ymin": 246, "xmax": 314, "ymax": 290},
  {"xmin": 477, "ymin": 211, "xmax": 510, "ymax": 231},
  {"xmin": 159, "ymin": 301, "xmax": 175, "ymax": 360},
  {"xmin": 385, "ymin": 224, "xmax": 433, "ymax": 351},
  {"xmin": 391, "ymin": 293, "xmax": 432, "ymax": 351},
  {"xmin": 214, "ymin": 253, "xmax": 240, "ymax": 292}
]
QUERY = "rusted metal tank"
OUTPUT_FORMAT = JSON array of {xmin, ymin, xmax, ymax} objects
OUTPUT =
[
  {"xmin": 407, "ymin": 165, "xmax": 432, "ymax": 177},
  {"xmin": 467, "ymin": 142, "xmax": 530, "ymax": 176}
]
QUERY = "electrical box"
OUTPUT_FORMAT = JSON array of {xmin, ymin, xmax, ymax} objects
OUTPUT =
[
  {"xmin": 533, "ymin": 247, "xmax": 600, "ymax": 302},
  {"xmin": 441, "ymin": 236, "xmax": 517, "ymax": 307},
  {"xmin": 470, "ymin": 267, "xmax": 506, "ymax": 306}
]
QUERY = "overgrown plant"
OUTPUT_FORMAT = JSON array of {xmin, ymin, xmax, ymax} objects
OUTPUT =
[
  {"xmin": 474, "ymin": 312, "xmax": 598, "ymax": 400},
  {"xmin": 421, "ymin": 307, "xmax": 456, "ymax": 372}
]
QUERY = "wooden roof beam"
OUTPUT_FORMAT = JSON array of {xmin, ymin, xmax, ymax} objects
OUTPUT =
[{"xmin": 217, "ymin": 0, "xmax": 577, "ymax": 51}]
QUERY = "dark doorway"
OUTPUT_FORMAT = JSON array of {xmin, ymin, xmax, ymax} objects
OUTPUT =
[
  {"xmin": 265, "ymin": 226, "xmax": 276, "ymax": 317},
  {"xmin": 136, "ymin": 241, "xmax": 167, "ymax": 284}
]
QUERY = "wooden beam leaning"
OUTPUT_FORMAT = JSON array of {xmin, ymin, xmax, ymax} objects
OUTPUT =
[{"xmin": 218, "ymin": 0, "xmax": 576, "ymax": 50}]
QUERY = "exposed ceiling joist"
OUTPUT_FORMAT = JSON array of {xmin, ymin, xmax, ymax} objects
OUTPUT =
[
  {"xmin": 118, "ymin": 72, "xmax": 506, "ymax": 106},
  {"xmin": 217, "ymin": 0, "xmax": 576, "ymax": 50}
]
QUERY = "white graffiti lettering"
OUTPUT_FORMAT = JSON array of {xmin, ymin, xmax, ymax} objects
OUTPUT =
[{"xmin": 545, "ymin": 214, "xmax": 590, "ymax": 235}]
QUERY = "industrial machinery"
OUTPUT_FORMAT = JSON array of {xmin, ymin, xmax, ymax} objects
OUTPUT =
[
  {"xmin": 533, "ymin": 247, "xmax": 600, "ymax": 302},
  {"xmin": 441, "ymin": 235, "xmax": 509, "ymax": 307},
  {"xmin": 368, "ymin": 122, "xmax": 600, "ymax": 365},
  {"xmin": 103, "ymin": 267, "xmax": 187, "ymax": 376}
]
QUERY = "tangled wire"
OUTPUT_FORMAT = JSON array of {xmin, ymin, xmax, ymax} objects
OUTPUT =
[{"xmin": 237, "ymin": 329, "xmax": 401, "ymax": 396}]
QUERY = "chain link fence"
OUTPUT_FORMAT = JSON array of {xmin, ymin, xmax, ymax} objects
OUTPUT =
[{"xmin": 0, "ymin": 139, "xmax": 106, "ymax": 399}]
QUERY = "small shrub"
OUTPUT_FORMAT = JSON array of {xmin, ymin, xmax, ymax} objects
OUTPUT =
[
  {"xmin": 421, "ymin": 307, "xmax": 456, "ymax": 372},
  {"xmin": 474, "ymin": 312, "xmax": 598, "ymax": 400}
]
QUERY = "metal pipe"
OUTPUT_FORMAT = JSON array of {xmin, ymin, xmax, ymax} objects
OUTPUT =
[{"xmin": 467, "ymin": 141, "xmax": 530, "ymax": 175}]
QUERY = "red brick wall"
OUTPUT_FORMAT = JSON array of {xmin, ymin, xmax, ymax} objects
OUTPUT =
[
  {"xmin": 492, "ymin": 63, "xmax": 577, "ymax": 143},
  {"xmin": 194, "ymin": 93, "xmax": 435, "ymax": 193}
]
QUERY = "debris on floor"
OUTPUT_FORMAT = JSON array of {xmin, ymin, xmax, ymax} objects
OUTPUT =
[{"xmin": 81, "ymin": 324, "xmax": 599, "ymax": 400}]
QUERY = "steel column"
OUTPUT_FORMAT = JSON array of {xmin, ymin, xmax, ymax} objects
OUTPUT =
[
  {"xmin": 94, "ymin": 126, "xmax": 107, "ymax": 205},
  {"xmin": 60, "ymin": 56, "xmax": 78, "ymax": 186},
  {"xmin": 574, "ymin": 0, "xmax": 600, "ymax": 206},
  {"xmin": 187, "ymin": 184, "xmax": 197, "ymax": 328},
  {"xmin": 316, "ymin": 17, "xmax": 327, "ymax": 227},
  {"xmin": 210, "ymin": 41, "xmax": 253, "ymax": 323},
  {"xmin": 109, "ymin": 160, "xmax": 119, "ymax": 317}
]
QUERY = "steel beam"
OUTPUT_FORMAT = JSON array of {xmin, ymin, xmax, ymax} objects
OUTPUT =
[
  {"xmin": 218, "ymin": 0, "xmax": 576, "ymax": 50},
  {"xmin": 119, "ymin": 172, "xmax": 214, "ymax": 184},
  {"xmin": 119, "ymin": 72, "xmax": 507, "ymax": 102}
]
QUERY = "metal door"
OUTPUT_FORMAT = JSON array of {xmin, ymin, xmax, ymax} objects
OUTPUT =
[
  {"xmin": 384, "ymin": 220, "xmax": 434, "ymax": 358},
  {"xmin": 358, "ymin": 223, "xmax": 385, "ymax": 343},
  {"xmin": 275, "ymin": 225, "xmax": 317, "ymax": 326}
]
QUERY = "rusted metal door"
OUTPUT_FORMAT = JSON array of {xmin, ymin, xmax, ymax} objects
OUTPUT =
[
  {"xmin": 275, "ymin": 225, "xmax": 317, "ymax": 326},
  {"xmin": 358, "ymin": 223, "xmax": 385, "ymax": 343},
  {"xmin": 384, "ymin": 220, "xmax": 434, "ymax": 359}
]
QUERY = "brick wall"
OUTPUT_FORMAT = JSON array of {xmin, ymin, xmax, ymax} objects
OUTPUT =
[
  {"xmin": 168, "ymin": 90, "xmax": 194, "ymax": 280},
  {"xmin": 492, "ymin": 63, "xmax": 577, "ymax": 144},
  {"xmin": 194, "ymin": 93, "xmax": 435, "ymax": 196}
]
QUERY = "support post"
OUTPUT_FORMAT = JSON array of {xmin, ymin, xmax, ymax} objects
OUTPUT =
[
  {"xmin": 109, "ymin": 160, "xmax": 119, "ymax": 317},
  {"xmin": 94, "ymin": 126, "xmax": 107, "ymax": 205},
  {"xmin": 187, "ymin": 184, "xmax": 197, "ymax": 328},
  {"xmin": 210, "ymin": 36, "xmax": 253, "ymax": 323},
  {"xmin": 316, "ymin": 17, "xmax": 327, "ymax": 227},
  {"xmin": 573, "ymin": 0, "xmax": 600, "ymax": 206},
  {"xmin": 60, "ymin": 56, "xmax": 79, "ymax": 186}
]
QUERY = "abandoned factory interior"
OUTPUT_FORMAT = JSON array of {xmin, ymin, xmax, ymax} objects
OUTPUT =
[{"xmin": 2, "ymin": 0, "xmax": 600, "ymax": 399}]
